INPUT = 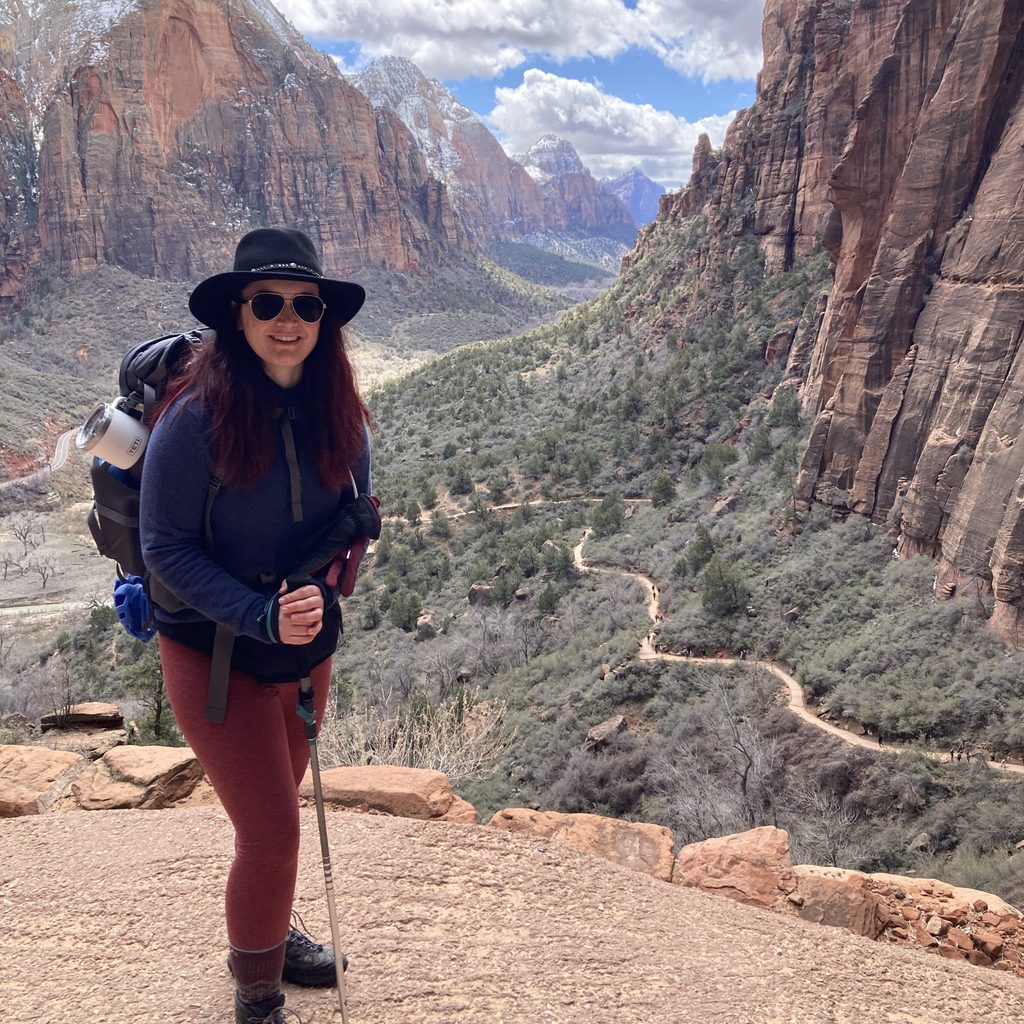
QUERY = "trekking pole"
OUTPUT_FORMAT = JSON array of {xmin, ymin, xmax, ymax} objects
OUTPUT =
[{"xmin": 296, "ymin": 677, "xmax": 349, "ymax": 1024}]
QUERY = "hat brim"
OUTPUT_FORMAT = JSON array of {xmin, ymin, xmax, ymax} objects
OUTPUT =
[{"xmin": 188, "ymin": 270, "xmax": 365, "ymax": 330}]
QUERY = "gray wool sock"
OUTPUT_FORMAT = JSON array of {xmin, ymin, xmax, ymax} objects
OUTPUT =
[{"xmin": 230, "ymin": 939, "xmax": 287, "ymax": 1004}]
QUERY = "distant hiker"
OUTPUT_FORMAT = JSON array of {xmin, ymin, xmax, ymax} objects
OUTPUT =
[
  {"xmin": 140, "ymin": 228, "xmax": 379, "ymax": 1024},
  {"xmin": 877, "ymin": 731, "xmax": 883, "ymax": 748},
  {"xmin": 949, "ymin": 749, "xmax": 955, "ymax": 762},
  {"xmin": 956, "ymin": 751, "xmax": 963, "ymax": 762}
]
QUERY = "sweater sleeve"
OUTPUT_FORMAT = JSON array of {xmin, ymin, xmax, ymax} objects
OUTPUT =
[{"xmin": 139, "ymin": 402, "xmax": 267, "ymax": 639}]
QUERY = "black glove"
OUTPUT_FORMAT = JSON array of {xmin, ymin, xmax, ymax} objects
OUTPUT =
[{"xmin": 338, "ymin": 494, "xmax": 382, "ymax": 544}]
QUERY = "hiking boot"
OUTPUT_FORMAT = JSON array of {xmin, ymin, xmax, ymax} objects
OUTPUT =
[
  {"xmin": 234, "ymin": 992, "xmax": 304, "ymax": 1023},
  {"xmin": 282, "ymin": 911, "xmax": 349, "ymax": 987}
]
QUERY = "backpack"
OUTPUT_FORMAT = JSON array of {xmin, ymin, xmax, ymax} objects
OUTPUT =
[{"xmin": 84, "ymin": 329, "xmax": 221, "ymax": 630}]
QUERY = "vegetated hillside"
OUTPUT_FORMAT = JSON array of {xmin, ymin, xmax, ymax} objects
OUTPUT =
[
  {"xmin": 338, "ymin": 199, "xmax": 1024, "ymax": 902},
  {"xmin": 8, "ymin": 187, "xmax": 1024, "ymax": 908}
]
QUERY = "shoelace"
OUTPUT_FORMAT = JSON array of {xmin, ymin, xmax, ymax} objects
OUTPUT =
[{"xmin": 288, "ymin": 909, "xmax": 325, "ymax": 954}]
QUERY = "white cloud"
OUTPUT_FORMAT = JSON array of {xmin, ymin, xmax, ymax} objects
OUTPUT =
[
  {"xmin": 488, "ymin": 69, "xmax": 734, "ymax": 188},
  {"xmin": 273, "ymin": 0, "xmax": 762, "ymax": 82},
  {"xmin": 639, "ymin": 0, "xmax": 765, "ymax": 81}
]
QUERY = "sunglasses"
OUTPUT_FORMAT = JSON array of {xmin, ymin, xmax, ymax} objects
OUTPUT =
[{"xmin": 240, "ymin": 292, "xmax": 327, "ymax": 323}]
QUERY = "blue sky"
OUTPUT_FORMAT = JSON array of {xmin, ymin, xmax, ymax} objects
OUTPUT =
[{"xmin": 273, "ymin": 1, "xmax": 765, "ymax": 189}]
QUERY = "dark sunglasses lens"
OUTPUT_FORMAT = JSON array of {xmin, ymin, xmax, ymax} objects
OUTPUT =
[
  {"xmin": 249, "ymin": 294, "xmax": 285, "ymax": 320},
  {"xmin": 292, "ymin": 295, "xmax": 325, "ymax": 323}
]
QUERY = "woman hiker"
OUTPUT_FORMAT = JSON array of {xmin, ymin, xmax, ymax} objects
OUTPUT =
[{"xmin": 140, "ymin": 227, "xmax": 380, "ymax": 1023}]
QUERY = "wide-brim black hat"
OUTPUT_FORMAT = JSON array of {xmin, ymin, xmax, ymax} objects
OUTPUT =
[{"xmin": 189, "ymin": 227, "xmax": 365, "ymax": 330}]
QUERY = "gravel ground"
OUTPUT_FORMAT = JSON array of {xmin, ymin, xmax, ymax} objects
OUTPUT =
[{"xmin": 2, "ymin": 807, "xmax": 1024, "ymax": 1023}]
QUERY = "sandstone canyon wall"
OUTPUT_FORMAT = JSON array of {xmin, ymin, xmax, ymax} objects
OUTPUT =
[
  {"xmin": 794, "ymin": 0, "xmax": 1024, "ymax": 641},
  {"xmin": 0, "ymin": 0, "xmax": 467, "ymax": 296},
  {"xmin": 629, "ymin": 0, "xmax": 1024, "ymax": 641}
]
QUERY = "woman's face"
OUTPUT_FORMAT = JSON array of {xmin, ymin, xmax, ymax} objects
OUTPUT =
[{"xmin": 237, "ymin": 278, "xmax": 322, "ymax": 388}]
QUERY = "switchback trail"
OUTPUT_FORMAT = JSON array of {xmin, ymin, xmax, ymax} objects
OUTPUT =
[{"xmin": 573, "ymin": 528, "xmax": 1024, "ymax": 776}]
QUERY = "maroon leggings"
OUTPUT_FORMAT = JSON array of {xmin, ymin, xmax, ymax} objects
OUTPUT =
[{"xmin": 159, "ymin": 636, "xmax": 331, "ymax": 951}]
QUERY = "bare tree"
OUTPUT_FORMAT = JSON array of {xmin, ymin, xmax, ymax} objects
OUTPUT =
[
  {"xmin": 25, "ymin": 556, "xmax": 58, "ymax": 589},
  {"xmin": 0, "ymin": 628, "xmax": 15, "ymax": 671},
  {"xmin": 43, "ymin": 659, "xmax": 77, "ymax": 729},
  {"xmin": 0, "ymin": 549, "xmax": 21, "ymax": 580},
  {"xmin": 650, "ymin": 673, "xmax": 786, "ymax": 844},
  {"xmin": 785, "ymin": 781, "xmax": 864, "ymax": 867},
  {"xmin": 10, "ymin": 513, "xmax": 41, "ymax": 557},
  {"xmin": 425, "ymin": 645, "xmax": 466, "ymax": 701}
]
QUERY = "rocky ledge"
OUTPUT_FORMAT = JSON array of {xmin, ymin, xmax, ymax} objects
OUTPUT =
[{"xmin": 3, "ymin": 703, "xmax": 1022, "ymax": 984}]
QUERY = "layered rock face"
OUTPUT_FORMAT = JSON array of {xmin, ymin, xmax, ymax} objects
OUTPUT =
[
  {"xmin": 3, "ymin": 0, "xmax": 465, "ymax": 292},
  {"xmin": 352, "ymin": 61, "xmax": 636, "ymax": 245},
  {"xmin": 794, "ymin": 0, "xmax": 1024, "ymax": 640},
  {"xmin": 352, "ymin": 56, "xmax": 547, "ymax": 242},
  {"xmin": 0, "ymin": 64, "xmax": 34, "ymax": 301},
  {"xmin": 628, "ymin": 0, "xmax": 1024, "ymax": 640},
  {"xmin": 520, "ymin": 133, "xmax": 636, "ymax": 240}
]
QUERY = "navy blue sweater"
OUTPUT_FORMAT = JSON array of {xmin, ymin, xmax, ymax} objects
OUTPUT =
[{"xmin": 139, "ymin": 376, "xmax": 370, "ymax": 679}]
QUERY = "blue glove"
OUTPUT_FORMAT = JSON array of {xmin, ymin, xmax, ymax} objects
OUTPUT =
[{"xmin": 112, "ymin": 575, "xmax": 156, "ymax": 642}]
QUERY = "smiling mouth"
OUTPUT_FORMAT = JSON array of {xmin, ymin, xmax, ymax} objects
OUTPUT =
[{"xmin": 270, "ymin": 335, "xmax": 301, "ymax": 343}]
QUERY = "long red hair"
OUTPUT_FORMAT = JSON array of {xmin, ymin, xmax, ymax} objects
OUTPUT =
[{"xmin": 155, "ymin": 311, "xmax": 370, "ymax": 490}]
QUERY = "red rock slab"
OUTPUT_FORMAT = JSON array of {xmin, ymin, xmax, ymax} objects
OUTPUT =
[
  {"xmin": 0, "ymin": 744, "xmax": 85, "ymax": 816},
  {"xmin": 302, "ymin": 764, "xmax": 454, "ymax": 820}
]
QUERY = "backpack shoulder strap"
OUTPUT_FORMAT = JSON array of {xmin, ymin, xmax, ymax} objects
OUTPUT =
[{"xmin": 203, "ymin": 469, "xmax": 225, "ymax": 549}]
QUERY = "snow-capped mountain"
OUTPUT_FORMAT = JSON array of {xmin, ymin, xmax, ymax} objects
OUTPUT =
[
  {"xmin": 518, "ymin": 133, "xmax": 587, "ymax": 183},
  {"xmin": 601, "ymin": 169, "xmax": 666, "ymax": 225}
]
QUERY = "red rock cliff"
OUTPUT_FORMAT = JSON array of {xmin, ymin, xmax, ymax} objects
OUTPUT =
[
  {"xmin": 630, "ymin": 0, "xmax": 1024, "ymax": 641},
  {"xmin": 794, "ymin": 0, "xmax": 1024, "ymax": 640},
  {"xmin": 16, "ymin": 0, "xmax": 466, "ymax": 288},
  {"xmin": 0, "ymin": 64, "xmax": 34, "ymax": 302}
]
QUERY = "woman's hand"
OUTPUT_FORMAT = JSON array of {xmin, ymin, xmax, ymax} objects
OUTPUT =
[{"xmin": 276, "ymin": 580, "xmax": 324, "ymax": 644}]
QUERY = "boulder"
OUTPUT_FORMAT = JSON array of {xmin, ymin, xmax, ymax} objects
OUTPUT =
[
  {"xmin": 40, "ymin": 702, "xmax": 123, "ymax": 732},
  {"xmin": 585, "ymin": 715, "xmax": 627, "ymax": 748},
  {"xmin": 488, "ymin": 808, "xmax": 675, "ymax": 882},
  {"xmin": 42, "ymin": 729, "xmax": 126, "ymax": 759},
  {"xmin": 302, "ymin": 765, "xmax": 454, "ymax": 820},
  {"xmin": 468, "ymin": 584, "xmax": 493, "ymax": 607},
  {"xmin": 672, "ymin": 826, "xmax": 796, "ymax": 908},
  {"xmin": 0, "ymin": 744, "xmax": 86, "ymax": 816},
  {"xmin": 414, "ymin": 613, "xmax": 436, "ymax": 642},
  {"xmin": 909, "ymin": 831, "xmax": 931, "ymax": 851},
  {"xmin": 0, "ymin": 712, "xmax": 34, "ymax": 732},
  {"xmin": 790, "ymin": 872, "xmax": 888, "ymax": 940},
  {"xmin": 70, "ymin": 746, "xmax": 204, "ymax": 810},
  {"xmin": 911, "ymin": 920, "xmax": 939, "ymax": 948},
  {"xmin": 441, "ymin": 795, "xmax": 478, "ymax": 825},
  {"xmin": 973, "ymin": 928, "xmax": 1005, "ymax": 961}
]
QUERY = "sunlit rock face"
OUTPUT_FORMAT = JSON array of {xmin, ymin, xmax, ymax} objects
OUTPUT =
[
  {"xmin": 1, "ymin": 0, "xmax": 466, "ymax": 295},
  {"xmin": 352, "ymin": 55, "xmax": 547, "ymax": 242}
]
